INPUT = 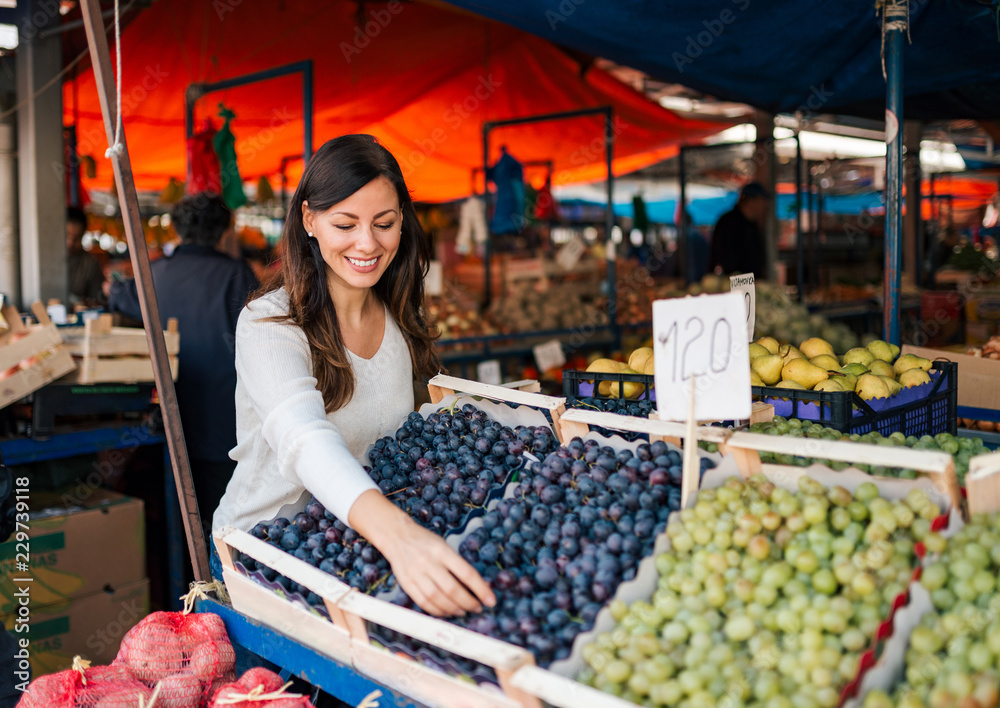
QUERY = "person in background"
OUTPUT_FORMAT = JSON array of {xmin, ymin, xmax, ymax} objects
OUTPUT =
[
  {"xmin": 707, "ymin": 182, "xmax": 770, "ymax": 278},
  {"xmin": 66, "ymin": 206, "xmax": 106, "ymax": 306},
  {"xmin": 109, "ymin": 193, "xmax": 258, "ymax": 535}
]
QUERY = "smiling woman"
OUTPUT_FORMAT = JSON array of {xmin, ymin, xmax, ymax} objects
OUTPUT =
[{"xmin": 213, "ymin": 135, "xmax": 496, "ymax": 620}]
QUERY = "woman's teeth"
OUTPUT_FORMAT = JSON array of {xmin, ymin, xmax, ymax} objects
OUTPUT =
[{"xmin": 347, "ymin": 256, "xmax": 378, "ymax": 267}]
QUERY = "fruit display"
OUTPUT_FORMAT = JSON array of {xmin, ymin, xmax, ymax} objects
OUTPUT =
[
  {"xmin": 750, "ymin": 335, "xmax": 934, "ymax": 402},
  {"xmin": 754, "ymin": 282, "xmax": 864, "ymax": 354},
  {"xmin": 967, "ymin": 335, "xmax": 1000, "ymax": 360},
  {"xmin": 426, "ymin": 286, "xmax": 503, "ymax": 343},
  {"xmin": 579, "ymin": 474, "xmax": 942, "ymax": 707},
  {"xmin": 749, "ymin": 417, "xmax": 987, "ymax": 484},
  {"xmin": 862, "ymin": 514, "xmax": 1000, "ymax": 708},
  {"xmin": 581, "ymin": 347, "xmax": 655, "ymax": 400},
  {"xmin": 490, "ymin": 280, "xmax": 610, "ymax": 333},
  {"xmin": 958, "ymin": 417, "xmax": 1000, "ymax": 434},
  {"xmin": 241, "ymin": 406, "xmax": 557, "ymax": 598}
]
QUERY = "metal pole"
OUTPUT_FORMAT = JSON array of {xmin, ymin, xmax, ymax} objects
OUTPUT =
[
  {"xmin": 814, "ymin": 186, "xmax": 823, "ymax": 293},
  {"xmin": 80, "ymin": 0, "xmax": 211, "ymax": 581},
  {"xmin": 605, "ymin": 109, "xmax": 617, "ymax": 349},
  {"xmin": 678, "ymin": 147, "xmax": 688, "ymax": 284},
  {"xmin": 795, "ymin": 134, "xmax": 804, "ymax": 301},
  {"xmin": 67, "ymin": 126, "xmax": 80, "ymax": 206},
  {"xmin": 883, "ymin": 0, "xmax": 906, "ymax": 345},
  {"xmin": 303, "ymin": 60, "xmax": 314, "ymax": 165},
  {"xmin": 482, "ymin": 125, "xmax": 492, "ymax": 311}
]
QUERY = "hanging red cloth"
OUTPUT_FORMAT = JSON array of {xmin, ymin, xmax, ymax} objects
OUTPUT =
[
  {"xmin": 534, "ymin": 175, "xmax": 560, "ymax": 221},
  {"xmin": 186, "ymin": 118, "xmax": 222, "ymax": 194}
]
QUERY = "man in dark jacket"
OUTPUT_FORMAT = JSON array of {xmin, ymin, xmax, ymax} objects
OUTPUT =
[
  {"xmin": 707, "ymin": 182, "xmax": 770, "ymax": 278},
  {"xmin": 109, "ymin": 193, "xmax": 257, "ymax": 532}
]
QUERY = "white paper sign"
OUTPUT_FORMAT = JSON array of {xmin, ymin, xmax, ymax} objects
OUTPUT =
[
  {"xmin": 555, "ymin": 235, "xmax": 586, "ymax": 272},
  {"xmin": 476, "ymin": 359, "xmax": 502, "ymax": 386},
  {"xmin": 653, "ymin": 292, "xmax": 751, "ymax": 422},
  {"xmin": 729, "ymin": 272, "xmax": 756, "ymax": 341},
  {"xmin": 533, "ymin": 339, "xmax": 566, "ymax": 373},
  {"xmin": 425, "ymin": 260, "xmax": 443, "ymax": 296}
]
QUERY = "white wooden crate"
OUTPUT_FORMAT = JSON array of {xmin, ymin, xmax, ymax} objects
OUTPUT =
[{"xmin": 60, "ymin": 314, "xmax": 179, "ymax": 383}]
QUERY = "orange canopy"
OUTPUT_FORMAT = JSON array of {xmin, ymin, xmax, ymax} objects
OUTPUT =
[{"xmin": 64, "ymin": 0, "xmax": 727, "ymax": 202}]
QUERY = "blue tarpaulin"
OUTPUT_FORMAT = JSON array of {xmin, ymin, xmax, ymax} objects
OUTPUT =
[{"xmin": 442, "ymin": 0, "xmax": 1000, "ymax": 119}]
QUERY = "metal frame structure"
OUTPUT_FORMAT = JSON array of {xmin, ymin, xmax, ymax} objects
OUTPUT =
[
  {"xmin": 481, "ymin": 107, "xmax": 616, "ymax": 334},
  {"xmin": 185, "ymin": 60, "xmax": 314, "ymax": 168},
  {"xmin": 883, "ymin": 0, "xmax": 907, "ymax": 345}
]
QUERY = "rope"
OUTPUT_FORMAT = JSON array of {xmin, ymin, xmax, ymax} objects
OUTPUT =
[
  {"xmin": 104, "ymin": 0, "xmax": 124, "ymax": 159},
  {"xmin": 71, "ymin": 656, "xmax": 92, "ymax": 684},
  {"xmin": 880, "ymin": 0, "xmax": 911, "ymax": 81},
  {"xmin": 179, "ymin": 579, "xmax": 230, "ymax": 614},
  {"xmin": 356, "ymin": 690, "xmax": 382, "ymax": 708},
  {"xmin": 214, "ymin": 682, "xmax": 303, "ymax": 704},
  {"xmin": 140, "ymin": 682, "xmax": 164, "ymax": 708}
]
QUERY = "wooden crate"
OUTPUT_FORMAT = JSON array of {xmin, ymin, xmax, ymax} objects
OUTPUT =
[
  {"xmin": 0, "ymin": 302, "xmax": 76, "ymax": 410},
  {"xmin": 60, "ymin": 314, "xmax": 179, "ymax": 384},
  {"xmin": 214, "ymin": 528, "xmax": 537, "ymax": 708}
]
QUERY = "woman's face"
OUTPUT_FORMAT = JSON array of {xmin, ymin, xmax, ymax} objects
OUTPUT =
[{"xmin": 302, "ymin": 176, "xmax": 401, "ymax": 295}]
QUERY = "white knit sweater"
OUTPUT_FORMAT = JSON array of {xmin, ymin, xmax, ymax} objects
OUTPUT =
[{"xmin": 213, "ymin": 288, "xmax": 414, "ymax": 533}]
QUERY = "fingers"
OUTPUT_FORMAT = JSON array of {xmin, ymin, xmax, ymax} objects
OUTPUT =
[
  {"xmin": 443, "ymin": 551, "xmax": 496, "ymax": 609},
  {"xmin": 406, "ymin": 572, "xmax": 464, "ymax": 617}
]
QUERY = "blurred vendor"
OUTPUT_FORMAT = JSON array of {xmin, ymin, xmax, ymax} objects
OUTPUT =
[
  {"xmin": 708, "ymin": 182, "xmax": 770, "ymax": 278},
  {"xmin": 109, "ymin": 193, "xmax": 258, "ymax": 533},
  {"xmin": 66, "ymin": 206, "xmax": 106, "ymax": 306}
]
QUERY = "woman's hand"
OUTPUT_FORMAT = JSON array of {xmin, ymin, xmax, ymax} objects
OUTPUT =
[{"xmin": 348, "ymin": 490, "xmax": 496, "ymax": 617}]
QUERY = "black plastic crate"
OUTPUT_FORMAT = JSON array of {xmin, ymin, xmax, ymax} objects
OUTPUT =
[
  {"xmin": 563, "ymin": 369, "xmax": 655, "ymax": 402},
  {"xmin": 752, "ymin": 361, "xmax": 957, "ymax": 437}
]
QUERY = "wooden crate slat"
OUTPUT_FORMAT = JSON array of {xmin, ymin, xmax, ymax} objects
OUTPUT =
[
  {"xmin": 64, "ymin": 354, "xmax": 179, "ymax": 384},
  {"xmin": 428, "ymin": 374, "xmax": 565, "ymax": 410},
  {"xmin": 350, "ymin": 640, "xmax": 524, "ymax": 708},
  {"xmin": 0, "ymin": 347, "xmax": 77, "ymax": 409},
  {"xmin": 967, "ymin": 451, "xmax": 1000, "ymax": 515},
  {"xmin": 560, "ymin": 408, "xmax": 732, "ymax": 444},
  {"xmin": 510, "ymin": 665, "xmax": 637, "ymax": 708},
  {"xmin": 0, "ymin": 324, "xmax": 65, "ymax": 371},
  {"xmin": 61, "ymin": 327, "xmax": 180, "ymax": 357}
]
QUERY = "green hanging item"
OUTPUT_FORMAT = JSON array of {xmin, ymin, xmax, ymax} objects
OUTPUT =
[{"xmin": 213, "ymin": 103, "xmax": 247, "ymax": 210}]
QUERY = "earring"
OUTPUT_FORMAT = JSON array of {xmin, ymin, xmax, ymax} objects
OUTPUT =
[{"xmin": 307, "ymin": 232, "xmax": 314, "ymax": 238}]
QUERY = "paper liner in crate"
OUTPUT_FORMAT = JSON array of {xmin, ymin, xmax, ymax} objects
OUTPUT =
[{"xmin": 548, "ymin": 458, "xmax": 953, "ymax": 700}]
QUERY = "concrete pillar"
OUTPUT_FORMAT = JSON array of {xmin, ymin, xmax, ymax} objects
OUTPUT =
[
  {"xmin": 752, "ymin": 110, "xmax": 778, "ymax": 281},
  {"xmin": 903, "ymin": 121, "xmax": 922, "ymax": 287},
  {"xmin": 16, "ymin": 0, "xmax": 66, "ymax": 307},
  {"xmin": 0, "ymin": 116, "xmax": 17, "ymax": 307}
]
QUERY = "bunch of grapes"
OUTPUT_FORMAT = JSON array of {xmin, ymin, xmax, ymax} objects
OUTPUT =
[
  {"xmin": 564, "ymin": 397, "xmax": 657, "ymax": 441},
  {"xmin": 239, "ymin": 405, "xmax": 557, "ymax": 600},
  {"xmin": 387, "ymin": 437, "xmax": 714, "ymax": 668},
  {"xmin": 579, "ymin": 475, "xmax": 942, "ymax": 707},
  {"xmin": 750, "ymin": 417, "xmax": 987, "ymax": 483},
  {"xmin": 863, "ymin": 514, "xmax": 1000, "ymax": 708}
]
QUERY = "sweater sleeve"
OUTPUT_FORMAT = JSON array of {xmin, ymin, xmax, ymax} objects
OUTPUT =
[{"xmin": 235, "ymin": 296, "xmax": 378, "ymax": 524}]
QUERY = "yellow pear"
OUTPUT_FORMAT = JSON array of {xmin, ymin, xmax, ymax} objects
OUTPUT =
[
  {"xmin": 751, "ymin": 371, "xmax": 765, "ymax": 387},
  {"xmin": 868, "ymin": 360, "xmax": 895, "ymax": 378},
  {"xmin": 627, "ymin": 347, "xmax": 654, "ymax": 372},
  {"xmin": 748, "ymin": 343, "xmax": 770, "ymax": 360},
  {"xmin": 855, "ymin": 374, "xmax": 890, "ymax": 401},
  {"xmin": 810, "ymin": 355, "xmax": 841, "ymax": 371},
  {"xmin": 893, "ymin": 354, "xmax": 932, "ymax": 376},
  {"xmin": 899, "ymin": 368, "xmax": 931, "ymax": 388},
  {"xmin": 588, "ymin": 357, "xmax": 624, "ymax": 395},
  {"xmin": 878, "ymin": 376, "xmax": 902, "ymax": 397},
  {"xmin": 642, "ymin": 358, "xmax": 655, "ymax": 376},
  {"xmin": 835, "ymin": 372, "xmax": 858, "ymax": 391},
  {"xmin": 755, "ymin": 336, "xmax": 780, "ymax": 355},
  {"xmin": 776, "ymin": 380, "xmax": 806, "ymax": 390},
  {"xmin": 781, "ymin": 359, "xmax": 830, "ymax": 389},
  {"xmin": 842, "ymin": 348, "xmax": 875, "ymax": 367},
  {"xmin": 779, "ymin": 344, "xmax": 805, "ymax": 366},
  {"xmin": 866, "ymin": 340, "xmax": 895, "ymax": 363},
  {"xmin": 751, "ymin": 354, "xmax": 784, "ymax": 385},
  {"xmin": 889, "ymin": 343, "xmax": 901, "ymax": 361},
  {"xmin": 813, "ymin": 378, "xmax": 845, "ymax": 393},
  {"xmin": 799, "ymin": 337, "xmax": 835, "ymax": 359},
  {"xmin": 840, "ymin": 363, "xmax": 869, "ymax": 376},
  {"xmin": 609, "ymin": 367, "xmax": 645, "ymax": 399}
]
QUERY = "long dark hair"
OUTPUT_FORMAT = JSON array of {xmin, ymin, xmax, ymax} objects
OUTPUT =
[{"xmin": 254, "ymin": 134, "xmax": 441, "ymax": 412}]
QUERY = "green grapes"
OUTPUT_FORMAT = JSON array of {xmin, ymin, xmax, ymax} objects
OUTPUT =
[{"xmin": 581, "ymin": 475, "xmax": 935, "ymax": 706}]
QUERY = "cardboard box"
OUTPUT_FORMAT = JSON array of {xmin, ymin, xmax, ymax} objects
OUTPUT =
[
  {"xmin": 902, "ymin": 344, "xmax": 1000, "ymax": 413},
  {"xmin": 2, "ymin": 578, "xmax": 149, "ymax": 678},
  {"xmin": 0, "ymin": 490, "xmax": 145, "ymax": 614}
]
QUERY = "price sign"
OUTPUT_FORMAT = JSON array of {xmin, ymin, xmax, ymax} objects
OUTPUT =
[
  {"xmin": 653, "ymin": 291, "xmax": 751, "ymax": 422},
  {"xmin": 729, "ymin": 272, "xmax": 756, "ymax": 341},
  {"xmin": 533, "ymin": 339, "xmax": 566, "ymax": 374},
  {"xmin": 555, "ymin": 235, "xmax": 586, "ymax": 272},
  {"xmin": 425, "ymin": 260, "xmax": 443, "ymax": 296},
  {"xmin": 476, "ymin": 359, "xmax": 502, "ymax": 386}
]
